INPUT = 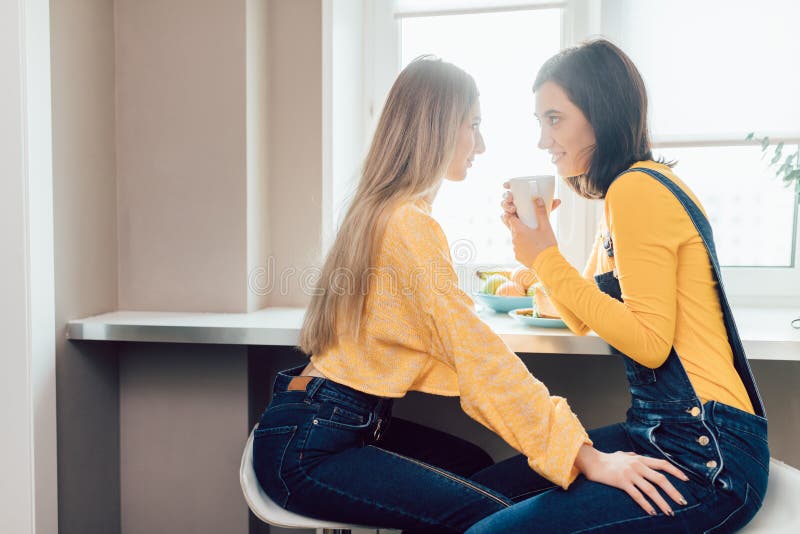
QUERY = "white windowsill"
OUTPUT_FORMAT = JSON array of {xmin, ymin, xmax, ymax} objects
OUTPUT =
[{"xmin": 67, "ymin": 305, "xmax": 800, "ymax": 362}]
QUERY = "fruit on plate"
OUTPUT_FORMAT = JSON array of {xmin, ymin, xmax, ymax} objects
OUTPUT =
[
  {"xmin": 476, "ymin": 268, "xmax": 512, "ymax": 281},
  {"xmin": 531, "ymin": 284, "xmax": 561, "ymax": 318},
  {"xmin": 495, "ymin": 281, "xmax": 526, "ymax": 297},
  {"xmin": 480, "ymin": 274, "xmax": 509, "ymax": 295},
  {"xmin": 511, "ymin": 266, "xmax": 537, "ymax": 291}
]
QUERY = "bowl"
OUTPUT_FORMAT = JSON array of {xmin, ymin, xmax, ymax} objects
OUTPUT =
[
  {"xmin": 508, "ymin": 308, "xmax": 568, "ymax": 328},
  {"xmin": 473, "ymin": 293, "xmax": 533, "ymax": 313}
]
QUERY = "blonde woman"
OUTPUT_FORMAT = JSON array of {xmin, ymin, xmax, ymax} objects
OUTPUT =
[{"xmin": 253, "ymin": 57, "xmax": 685, "ymax": 533}]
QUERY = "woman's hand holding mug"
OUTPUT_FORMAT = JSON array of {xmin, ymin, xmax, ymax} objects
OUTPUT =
[{"xmin": 501, "ymin": 181, "xmax": 561, "ymax": 267}]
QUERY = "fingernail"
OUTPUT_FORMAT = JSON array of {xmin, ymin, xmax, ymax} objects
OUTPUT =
[
  {"xmin": 680, "ymin": 498, "xmax": 687, "ymax": 506},
  {"xmin": 649, "ymin": 509, "xmax": 657, "ymax": 516},
  {"xmin": 666, "ymin": 509, "xmax": 674, "ymax": 517},
  {"xmin": 535, "ymin": 198, "xmax": 544, "ymax": 206}
]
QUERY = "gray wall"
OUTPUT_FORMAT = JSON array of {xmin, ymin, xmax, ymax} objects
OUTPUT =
[
  {"xmin": 112, "ymin": 1, "xmax": 320, "ymax": 532},
  {"xmin": 115, "ymin": 0, "xmax": 250, "ymax": 313},
  {"xmin": 750, "ymin": 361, "xmax": 800, "ymax": 466},
  {"xmin": 119, "ymin": 343, "xmax": 249, "ymax": 534},
  {"xmin": 265, "ymin": 0, "xmax": 325, "ymax": 307},
  {"xmin": 51, "ymin": 0, "xmax": 121, "ymax": 533},
  {"xmin": 50, "ymin": 0, "xmax": 322, "ymax": 531}
]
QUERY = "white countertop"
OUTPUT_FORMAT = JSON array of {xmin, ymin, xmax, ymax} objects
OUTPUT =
[{"xmin": 67, "ymin": 305, "xmax": 800, "ymax": 361}]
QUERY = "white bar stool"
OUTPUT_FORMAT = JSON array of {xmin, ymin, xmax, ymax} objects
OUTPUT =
[
  {"xmin": 241, "ymin": 423, "xmax": 799, "ymax": 533},
  {"xmin": 240, "ymin": 425, "xmax": 383, "ymax": 534},
  {"xmin": 740, "ymin": 458, "xmax": 800, "ymax": 533}
]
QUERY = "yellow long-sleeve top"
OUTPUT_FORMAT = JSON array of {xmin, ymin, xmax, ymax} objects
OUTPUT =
[
  {"xmin": 311, "ymin": 199, "xmax": 590, "ymax": 489},
  {"xmin": 532, "ymin": 161, "xmax": 753, "ymax": 413}
]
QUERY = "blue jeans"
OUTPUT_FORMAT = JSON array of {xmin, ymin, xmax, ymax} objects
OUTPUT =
[
  {"xmin": 467, "ymin": 401, "xmax": 769, "ymax": 533},
  {"xmin": 253, "ymin": 365, "xmax": 513, "ymax": 533}
]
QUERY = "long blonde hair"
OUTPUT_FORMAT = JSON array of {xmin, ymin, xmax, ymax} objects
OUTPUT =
[{"xmin": 299, "ymin": 56, "xmax": 478, "ymax": 356}]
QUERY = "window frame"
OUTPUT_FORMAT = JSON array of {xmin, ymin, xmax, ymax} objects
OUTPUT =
[
  {"xmin": 650, "ymin": 136, "xmax": 800, "ymax": 304},
  {"xmin": 358, "ymin": 0, "xmax": 800, "ymax": 302}
]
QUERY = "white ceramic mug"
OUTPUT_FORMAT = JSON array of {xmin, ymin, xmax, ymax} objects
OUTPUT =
[{"xmin": 508, "ymin": 175, "xmax": 556, "ymax": 229}]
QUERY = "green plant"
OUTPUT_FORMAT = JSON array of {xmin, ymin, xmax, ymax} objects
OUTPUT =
[
  {"xmin": 747, "ymin": 133, "xmax": 800, "ymax": 329},
  {"xmin": 746, "ymin": 132, "xmax": 800, "ymax": 188}
]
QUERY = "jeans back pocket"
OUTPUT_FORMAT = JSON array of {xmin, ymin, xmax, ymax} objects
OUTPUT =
[{"xmin": 252, "ymin": 425, "xmax": 297, "ymax": 507}]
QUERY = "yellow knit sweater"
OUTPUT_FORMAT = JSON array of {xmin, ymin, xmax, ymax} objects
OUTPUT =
[{"xmin": 311, "ymin": 199, "xmax": 590, "ymax": 489}]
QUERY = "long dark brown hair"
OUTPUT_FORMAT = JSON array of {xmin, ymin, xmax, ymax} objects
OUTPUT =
[{"xmin": 534, "ymin": 39, "xmax": 671, "ymax": 199}]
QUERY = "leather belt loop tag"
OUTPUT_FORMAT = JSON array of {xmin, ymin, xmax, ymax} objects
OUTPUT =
[{"xmin": 287, "ymin": 376, "xmax": 313, "ymax": 392}]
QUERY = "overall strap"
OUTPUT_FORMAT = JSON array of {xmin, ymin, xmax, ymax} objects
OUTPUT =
[{"xmin": 616, "ymin": 167, "xmax": 767, "ymax": 417}]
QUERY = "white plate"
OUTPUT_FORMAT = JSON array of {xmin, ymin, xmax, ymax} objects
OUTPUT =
[{"xmin": 508, "ymin": 308, "xmax": 567, "ymax": 328}]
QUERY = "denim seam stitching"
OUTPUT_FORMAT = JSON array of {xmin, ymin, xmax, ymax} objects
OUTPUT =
[
  {"xmin": 717, "ymin": 424, "xmax": 768, "ymax": 443},
  {"xmin": 571, "ymin": 500, "xmax": 705, "ymax": 533},
  {"xmin": 314, "ymin": 393, "xmax": 373, "ymax": 414},
  {"xmin": 292, "ymin": 441, "xmax": 444, "ymax": 529},
  {"xmin": 254, "ymin": 423, "xmax": 297, "ymax": 436},
  {"xmin": 646, "ymin": 422, "xmax": 705, "ymax": 482},
  {"xmin": 703, "ymin": 483, "xmax": 750, "ymax": 533},
  {"xmin": 312, "ymin": 411, "xmax": 374, "ymax": 432},
  {"xmin": 332, "ymin": 405, "xmax": 367, "ymax": 424},
  {"xmin": 256, "ymin": 425, "xmax": 297, "ymax": 507},
  {"xmin": 276, "ymin": 426, "xmax": 297, "ymax": 505},
  {"xmin": 717, "ymin": 435, "xmax": 770, "ymax": 473},
  {"xmin": 509, "ymin": 484, "xmax": 558, "ymax": 501},
  {"xmin": 373, "ymin": 446, "xmax": 512, "ymax": 508},
  {"xmin": 746, "ymin": 483, "xmax": 763, "ymax": 507}
]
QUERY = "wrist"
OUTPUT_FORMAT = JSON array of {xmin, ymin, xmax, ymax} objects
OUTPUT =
[
  {"xmin": 574, "ymin": 444, "xmax": 598, "ymax": 475},
  {"xmin": 529, "ymin": 244, "xmax": 559, "ymax": 272}
]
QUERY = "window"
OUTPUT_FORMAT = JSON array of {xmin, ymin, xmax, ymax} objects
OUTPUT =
[
  {"xmin": 365, "ymin": 0, "xmax": 800, "ymax": 300},
  {"xmin": 401, "ymin": 7, "xmax": 563, "ymax": 267},
  {"xmin": 602, "ymin": 0, "xmax": 800, "ymax": 277},
  {"xmin": 661, "ymin": 145, "xmax": 797, "ymax": 268}
]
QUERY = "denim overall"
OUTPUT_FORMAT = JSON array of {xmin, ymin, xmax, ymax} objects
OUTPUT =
[
  {"xmin": 467, "ymin": 168, "xmax": 770, "ymax": 533},
  {"xmin": 603, "ymin": 168, "xmax": 769, "ymax": 528}
]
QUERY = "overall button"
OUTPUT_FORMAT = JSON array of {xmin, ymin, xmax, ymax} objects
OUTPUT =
[
  {"xmin": 697, "ymin": 435, "xmax": 710, "ymax": 446},
  {"xmin": 706, "ymin": 460, "xmax": 718, "ymax": 469},
  {"xmin": 688, "ymin": 407, "xmax": 701, "ymax": 417}
]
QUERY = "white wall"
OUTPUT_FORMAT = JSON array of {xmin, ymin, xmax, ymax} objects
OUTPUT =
[
  {"xmin": 0, "ymin": 0, "xmax": 58, "ymax": 532},
  {"xmin": 325, "ymin": 0, "xmax": 367, "ymax": 244},
  {"xmin": 247, "ymin": 0, "xmax": 272, "ymax": 312}
]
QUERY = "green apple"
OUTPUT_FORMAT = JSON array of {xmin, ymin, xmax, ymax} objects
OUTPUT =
[{"xmin": 481, "ymin": 274, "xmax": 508, "ymax": 295}]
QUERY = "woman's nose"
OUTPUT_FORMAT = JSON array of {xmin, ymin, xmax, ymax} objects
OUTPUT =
[
  {"xmin": 537, "ymin": 128, "xmax": 551, "ymax": 150},
  {"xmin": 475, "ymin": 131, "xmax": 486, "ymax": 154}
]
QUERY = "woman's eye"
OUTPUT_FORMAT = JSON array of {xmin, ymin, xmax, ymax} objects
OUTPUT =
[{"xmin": 549, "ymin": 116, "xmax": 561, "ymax": 125}]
